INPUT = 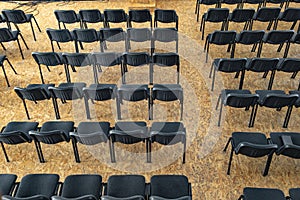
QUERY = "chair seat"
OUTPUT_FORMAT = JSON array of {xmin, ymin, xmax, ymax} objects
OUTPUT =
[
  {"xmin": 232, "ymin": 132, "xmax": 268, "ymax": 147},
  {"xmin": 289, "ymin": 188, "xmax": 300, "ymax": 200},
  {"xmin": 89, "ymin": 84, "xmax": 117, "ymax": 90},
  {"xmin": 27, "ymin": 84, "xmax": 55, "ymax": 97},
  {"xmin": 243, "ymin": 188, "xmax": 286, "ymax": 200},
  {"xmin": 0, "ymin": 174, "xmax": 17, "ymax": 195},
  {"xmin": 3, "ymin": 122, "xmax": 39, "ymax": 134},
  {"xmin": 110, "ymin": 121, "xmax": 148, "ymax": 142},
  {"xmin": 57, "ymin": 82, "xmax": 86, "ymax": 96},
  {"xmin": 153, "ymin": 84, "xmax": 182, "ymax": 91},
  {"xmin": 150, "ymin": 122, "xmax": 185, "ymax": 145},
  {"xmin": 255, "ymin": 90, "xmax": 286, "ymax": 105},
  {"xmin": 221, "ymin": 89, "xmax": 251, "ymax": 97}
]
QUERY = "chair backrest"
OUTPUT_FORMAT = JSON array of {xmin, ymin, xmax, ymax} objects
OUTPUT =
[
  {"xmin": 152, "ymin": 53, "xmax": 179, "ymax": 67},
  {"xmin": 246, "ymin": 58, "xmax": 279, "ymax": 72},
  {"xmin": 111, "ymin": 121, "xmax": 148, "ymax": 143},
  {"xmin": 209, "ymin": 31, "xmax": 236, "ymax": 45},
  {"xmin": 14, "ymin": 84, "xmax": 53, "ymax": 101},
  {"xmin": 237, "ymin": 30, "xmax": 265, "ymax": 44},
  {"xmin": 127, "ymin": 28, "xmax": 152, "ymax": 42},
  {"xmin": 100, "ymin": 28, "xmax": 126, "ymax": 42},
  {"xmin": 49, "ymin": 83, "xmax": 86, "ymax": 101},
  {"xmin": 150, "ymin": 122, "xmax": 185, "ymax": 145},
  {"xmin": 61, "ymin": 174, "xmax": 102, "ymax": 199},
  {"xmin": 242, "ymin": 187, "xmax": 286, "ymax": 200},
  {"xmin": 62, "ymin": 53, "xmax": 91, "ymax": 67},
  {"xmin": 277, "ymin": 58, "xmax": 300, "ymax": 72},
  {"xmin": 152, "ymin": 84, "xmax": 183, "ymax": 101},
  {"xmin": 128, "ymin": 9, "xmax": 151, "ymax": 23},
  {"xmin": 73, "ymin": 28, "xmax": 99, "ymax": 42},
  {"xmin": 255, "ymin": 7, "xmax": 281, "ymax": 21},
  {"xmin": 118, "ymin": 84, "xmax": 149, "ymax": 101},
  {"xmin": 74, "ymin": 122, "xmax": 110, "ymax": 144},
  {"xmin": 123, "ymin": 52, "xmax": 150, "ymax": 66},
  {"xmin": 261, "ymin": 93, "xmax": 299, "ymax": 108},
  {"xmin": 225, "ymin": 94, "xmax": 259, "ymax": 108},
  {"xmin": 153, "ymin": 28, "xmax": 178, "ymax": 42},
  {"xmin": 54, "ymin": 10, "xmax": 79, "ymax": 23},
  {"xmin": 150, "ymin": 175, "xmax": 190, "ymax": 199},
  {"xmin": 280, "ymin": 8, "xmax": 300, "ymax": 21},
  {"xmin": 0, "ymin": 174, "xmax": 17, "ymax": 195},
  {"xmin": 2, "ymin": 10, "xmax": 27, "ymax": 23},
  {"xmin": 154, "ymin": 9, "xmax": 178, "ymax": 23},
  {"xmin": 104, "ymin": 9, "xmax": 127, "ymax": 23},
  {"xmin": 206, "ymin": 8, "xmax": 229, "ymax": 22},
  {"xmin": 83, "ymin": 84, "xmax": 117, "ymax": 101},
  {"xmin": 230, "ymin": 9, "xmax": 255, "ymax": 22},
  {"xmin": 216, "ymin": 58, "xmax": 247, "ymax": 72},
  {"xmin": 0, "ymin": 28, "xmax": 15, "ymax": 42},
  {"xmin": 32, "ymin": 52, "xmax": 63, "ymax": 66},
  {"xmin": 264, "ymin": 30, "xmax": 294, "ymax": 44},
  {"xmin": 46, "ymin": 28, "xmax": 74, "ymax": 42},
  {"xmin": 15, "ymin": 174, "xmax": 59, "ymax": 198},
  {"xmin": 92, "ymin": 52, "xmax": 121, "ymax": 66},
  {"xmin": 79, "ymin": 9, "xmax": 103, "ymax": 23}
]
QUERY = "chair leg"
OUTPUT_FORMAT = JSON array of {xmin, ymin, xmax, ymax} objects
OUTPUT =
[
  {"xmin": 71, "ymin": 138, "xmax": 80, "ymax": 163},
  {"xmin": 180, "ymin": 98, "xmax": 183, "ymax": 121},
  {"xmin": 250, "ymin": 104, "xmax": 258, "ymax": 127},
  {"xmin": 183, "ymin": 138, "xmax": 186, "ymax": 164},
  {"xmin": 211, "ymin": 67, "xmax": 216, "ymax": 91},
  {"xmin": 248, "ymin": 105, "xmax": 256, "ymax": 128},
  {"xmin": 38, "ymin": 64, "xmax": 45, "ymax": 84},
  {"xmin": 92, "ymin": 65, "xmax": 99, "ymax": 84},
  {"xmin": 33, "ymin": 16, "xmax": 41, "ymax": 32},
  {"xmin": 273, "ymin": 20, "xmax": 278, "ymax": 30},
  {"xmin": 0, "ymin": 42, "xmax": 6, "ymax": 51},
  {"xmin": 5, "ymin": 58, "xmax": 17, "ymax": 75},
  {"xmin": 239, "ymin": 70, "xmax": 245, "ymax": 89},
  {"xmin": 283, "ymin": 105, "xmax": 293, "ymax": 128},
  {"xmin": 52, "ymin": 97, "xmax": 60, "ymax": 119},
  {"xmin": 29, "ymin": 21, "xmax": 36, "ymax": 41},
  {"xmin": 267, "ymin": 20, "xmax": 273, "ymax": 31},
  {"xmin": 64, "ymin": 64, "xmax": 71, "ymax": 83},
  {"xmin": 257, "ymin": 42, "xmax": 263, "ymax": 58},
  {"xmin": 110, "ymin": 141, "xmax": 116, "ymax": 163},
  {"xmin": 227, "ymin": 146, "xmax": 234, "ymax": 175},
  {"xmin": 206, "ymin": 42, "xmax": 210, "ymax": 63},
  {"xmin": 223, "ymin": 137, "xmax": 232, "ymax": 152},
  {"xmin": 283, "ymin": 42, "xmax": 290, "ymax": 58},
  {"xmin": 19, "ymin": 33, "xmax": 29, "ymax": 49},
  {"xmin": 218, "ymin": 101, "xmax": 223, "ymax": 127},
  {"xmin": 201, "ymin": 20, "xmax": 206, "ymax": 40},
  {"xmin": 16, "ymin": 39, "xmax": 24, "ymax": 60},
  {"xmin": 216, "ymin": 93, "xmax": 221, "ymax": 110},
  {"xmin": 291, "ymin": 72, "xmax": 298, "ymax": 79},
  {"xmin": 1, "ymin": 64, "xmax": 10, "ymax": 87},
  {"xmin": 177, "ymin": 64, "xmax": 180, "ymax": 84},
  {"xmin": 1, "ymin": 142, "xmax": 9, "ymax": 162},
  {"xmin": 268, "ymin": 70, "xmax": 275, "ymax": 90},
  {"xmin": 84, "ymin": 97, "xmax": 91, "ymax": 119},
  {"xmin": 34, "ymin": 140, "xmax": 45, "ymax": 163},
  {"xmin": 209, "ymin": 63, "xmax": 214, "ymax": 78},
  {"xmin": 116, "ymin": 97, "xmax": 121, "ymax": 120},
  {"xmin": 251, "ymin": 43, "xmax": 258, "ymax": 52},
  {"xmin": 150, "ymin": 64, "xmax": 154, "ymax": 85},
  {"xmin": 263, "ymin": 153, "xmax": 274, "ymax": 176},
  {"xmin": 148, "ymin": 140, "xmax": 152, "ymax": 163},
  {"xmin": 22, "ymin": 99, "xmax": 30, "ymax": 120},
  {"xmin": 238, "ymin": 195, "xmax": 244, "ymax": 200}
]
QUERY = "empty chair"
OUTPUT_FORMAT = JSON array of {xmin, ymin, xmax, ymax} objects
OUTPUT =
[
  {"xmin": 117, "ymin": 84, "xmax": 150, "ymax": 120},
  {"xmin": 122, "ymin": 52, "xmax": 151, "ymax": 84},
  {"xmin": 46, "ymin": 28, "xmax": 74, "ymax": 52},
  {"xmin": 48, "ymin": 82, "xmax": 86, "ymax": 119},
  {"xmin": 0, "ymin": 55, "xmax": 17, "ymax": 87},
  {"xmin": 32, "ymin": 52, "xmax": 65, "ymax": 84},
  {"xmin": 195, "ymin": 0, "xmax": 220, "ymax": 22},
  {"xmin": 128, "ymin": 9, "xmax": 152, "ymax": 28},
  {"xmin": 204, "ymin": 31, "xmax": 236, "ymax": 63},
  {"xmin": 0, "ymin": 28, "xmax": 29, "ymax": 59},
  {"xmin": 226, "ymin": 9, "xmax": 255, "ymax": 31},
  {"xmin": 224, "ymin": 132, "xmax": 277, "ymax": 176},
  {"xmin": 150, "ymin": 53, "xmax": 180, "ymax": 85},
  {"xmin": 273, "ymin": 8, "xmax": 300, "ymax": 31},
  {"xmin": 79, "ymin": 9, "xmax": 104, "ymax": 29},
  {"xmin": 2, "ymin": 9, "xmax": 41, "ymax": 41},
  {"xmin": 245, "ymin": 58, "xmax": 280, "ymax": 90},
  {"xmin": 109, "ymin": 122, "xmax": 149, "ymax": 163},
  {"xmin": 250, "ymin": 7, "xmax": 281, "ymax": 30},
  {"xmin": 99, "ymin": 28, "xmax": 127, "ymax": 52},
  {"xmin": 72, "ymin": 28, "xmax": 100, "ymax": 52},
  {"xmin": 0, "ymin": 174, "xmax": 17, "ymax": 195},
  {"xmin": 216, "ymin": 89, "xmax": 259, "ymax": 127},
  {"xmin": 152, "ymin": 28, "xmax": 178, "ymax": 54},
  {"xmin": 154, "ymin": 9, "xmax": 178, "ymax": 30},
  {"xmin": 70, "ymin": 122, "xmax": 111, "ymax": 163},
  {"xmin": 83, "ymin": 84, "xmax": 118, "ymax": 119},
  {"xmin": 14, "ymin": 84, "xmax": 55, "ymax": 119},
  {"xmin": 2, "ymin": 174, "xmax": 59, "ymax": 200},
  {"xmin": 126, "ymin": 28, "xmax": 152, "ymax": 52},
  {"xmin": 283, "ymin": 33, "xmax": 300, "ymax": 58},
  {"xmin": 200, "ymin": 8, "xmax": 229, "ymax": 40},
  {"xmin": 150, "ymin": 84, "xmax": 183, "ymax": 120},
  {"xmin": 52, "ymin": 174, "xmax": 102, "ymax": 200},
  {"xmin": 150, "ymin": 175, "xmax": 192, "ymax": 200},
  {"xmin": 289, "ymin": 188, "xmax": 300, "ymax": 200},
  {"xmin": 276, "ymin": 58, "xmax": 300, "ymax": 87},
  {"xmin": 91, "ymin": 52, "xmax": 123, "ymax": 84},
  {"xmin": 209, "ymin": 58, "xmax": 247, "ymax": 91},
  {"xmin": 149, "ymin": 122, "xmax": 186, "ymax": 163},
  {"xmin": 103, "ymin": 9, "xmax": 128, "ymax": 28},
  {"xmin": 102, "ymin": 175, "xmax": 146, "ymax": 199},
  {"xmin": 54, "ymin": 10, "xmax": 81, "ymax": 29},
  {"xmin": 29, "ymin": 121, "xmax": 74, "ymax": 163},
  {"xmin": 238, "ymin": 187, "xmax": 286, "ymax": 200},
  {"xmin": 0, "ymin": 121, "xmax": 38, "ymax": 162},
  {"xmin": 251, "ymin": 90, "xmax": 299, "ymax": 127}
]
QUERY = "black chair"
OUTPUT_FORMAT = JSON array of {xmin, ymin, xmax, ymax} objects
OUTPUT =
[
  {"xmin": 48, "ymin": 82, "xmax": 86, "ymax": 119},
  {"xmin": 276, "ymin": 58, "xmax": 300, "ymax": 87},
  {"xmin": 72, "ymin": 28, "xmax": 100, "ymax": 53},
  {"xmin": 109, "ymin": 122, "xmax": 149, "ymax": 163},
  {"xmin": 83, "ymin": 84, "xmax": 118, "ymax": 119},
  {"xmin": 154, "ymin": 9, "xmax": 178, "ymax": 30},
  {"xmin": 29, "ymin": 121, "xmax": 74, "ymax": 163},
  {"xmin": 150, "ymin": 53, "xmax": 180, "ymax": 85},
  {"xmin": 195, "ymin": 0, "xmax": 220, "ymax": 22},
  {"xmin": 62, "ymin": 53, "xmax": 92, "ymax": 83},
  {"xmin": 0, "ymin": 174, "xmax": 17, "ymax": 195},
  {"xmin": 282, "ymin": 90, "xmax": 300, "ymax": 128},
  {"xmin": 235, "ymin": 30, "xmax": 265, "ymax": 58},
  {"xmin": 238, "ymin": 187, "xmax": 286, "ymax": 200},
  {"xmin": 99, "ymin": 28, "xmax": 127, "ymax": 52},
  {"xmin": 46, "ymin": 28, "xmax": 74, "ymax": 52},
  {"xmin": 2, "ymin": 10, "xmax": 41, "ymax": 41},
  {"xmin": 52, "ymin": 174, "xmax": 102, "ymax": 200},
  {"xmin": 150, "ymin": 84, "xmax": 183, "ymax": 120},
  {"xmin": 0, "ymin": 121, "xmax": 38, "ymax": 162},
  {"xmin": 122, "ymin": 52, "xmax": 151, "ymax": 84},
  {"xmin": 204, "ymin": 31, "xmax": 236, "ymax": 63},
  {"xmin": 289, "ymin": 188, "xmax": 300, "ymax": 200},
  {"xmin": 103, "ymin": 9, "xmax": 128, "ymax": 28},
  {"xmin": 126, "ymin": 28, "xmax": 152, "ymax": 52},
  {"xmin": 91, "ymin": 52, "xmax": 123, "ymax": 84},
  {"xmin": 128, "ymin": 9, "xmax": 152, "ymax": 28},
  {"xmin": 70, "ymin": 122, "xmax": 110, "ymax": 163},
  {"xmin": 152, "ymin": 28, "xmax": 178, "ymax": 54},
  {"xmin": 282, "ymin": 33, "xmax": 300, "ymax": 58},
  {"xmin": 32, "ymin": 52, "xmax": 65, "ymax": 84},
  {"xmin": 224, "ymin": 132, "xmax": 277, "ymax": 176},
  {"xmin": 200, "ymin": 8, "xmax": 229, "ymax": 40},
  {"xmin": 150, "ymin": 175, "xmax": 192, "ymax": 200},
  {"xmin": 2, "ymin": 174, "xmax": 59, "ymax": 200},
  {"xmin": 216, "ymin": 90, "xmax": 259, "ymax": 127},
  {"xmin": 256, "ymin": 30, "xmax": 294, "ymax": 58},
  {"xmin": 54, "ymin": 10, "xmax": 81, "ymax": 29},
  {"xmin": 14, "ymin": 84, "xmax": 55, "ymax": 119},
  {"xmin": 79, "ymin": 9, "xmax": 104, "ymax": 29},
  {"xmin": 251, "ymin": 90, "xmax": 299, "ymax": 127},
  {"xmin": 102, "ymin": 175, "xmax": 146, "ymax": 200},
  {"xmin": 246, "ymin": 58, "xmax": 280, "ymax": 90},
  {"xmin": 250, "ymin": 7, "xmax": 281, "ymax": 30},
  {"xmin": 149, "ymin": 122, "xmax": 186, "ymax": 164},
  {"xmin": 0, "ymin": 28, "xmax": 29, "ymax": 59},
  {"xmin": 0, "ymin": 55, "xmax": 17, "ymax": 87},
  {"xmin": 209, "ymin": 58, "xmax": 247, "ymax": 91},
  {"xmin": 117, "ymin": 84, "xmax": 150, "ymax": 120},
  {"xmin": 226, "ymin": 9, "xmax": 255, "ymax": 31},
  {"xmin": 273, "ymin": 8, "xmax": 300, "ymax": 31}
]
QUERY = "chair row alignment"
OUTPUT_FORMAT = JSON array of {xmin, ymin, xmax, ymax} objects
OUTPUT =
[
  {"xmin": 0, "ymin": 121, "xmax": 187, "ymax": 163},
  {"xmin": 0, "ymin": 173, "xmax": 192, "ymax": 200},
  {"xmin": 238, "ymin": 187, "xmax": 300, "ymax": 200}
]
